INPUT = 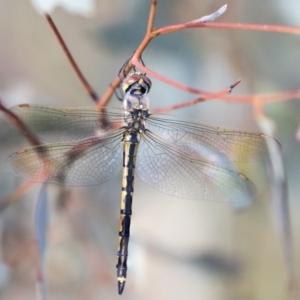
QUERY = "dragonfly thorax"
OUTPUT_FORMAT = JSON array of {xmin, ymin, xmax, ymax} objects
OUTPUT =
[
  {"xmin": 123, "ymin": 93, "xmax": 149, "ymax": 111},
  {"xmin": 124, "ymin": 108, "xmax": 148, "ymax": 133}
]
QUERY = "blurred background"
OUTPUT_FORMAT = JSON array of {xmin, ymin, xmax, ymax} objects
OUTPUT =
[{"xmin": 0, "ymin": 0, "xmax": 300, "ymax": 299}]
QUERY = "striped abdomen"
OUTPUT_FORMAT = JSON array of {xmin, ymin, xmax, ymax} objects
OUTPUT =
[{"xmin": 116, "ymin": 132, "xmax": 139, "ymax": 295}]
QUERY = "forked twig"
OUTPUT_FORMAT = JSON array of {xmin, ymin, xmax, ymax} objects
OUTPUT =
[
  {"xmin": 146, "ymin": 0, "xmax": 157, "ymax": 34},
  {"xmin": 152, "ymin": 79, "xmax": 241, "ymax": 114},
  {"xmin": 132, "ymin": 57, "xmax": 241, "ymax": 97},
  {"xmin": 168, "ymin": 88, "xmax": 300, "ymax": 111},
  {"xmin": 45, "ymin": 2, "xmax": 300, "ymax": 110}
]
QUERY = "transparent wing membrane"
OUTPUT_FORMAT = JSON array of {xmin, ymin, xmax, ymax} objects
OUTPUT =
[
  {"xmin": 10, "ymin": 104, "xmax": 124, "ymax": 142},
  {"xmin": 147, "ymin": 114, "xmax": 279, "ymax": 165},
  {"xmin": 6, "ymin": 104, "xmax": 279, "ymax": 202},
  {"xmin": 6, "ymin": 130, "xmax": 124, "ymax": 186},
  {"xmin": 137, "ymin": 130, "xmax": 256, "ymax": 202}
]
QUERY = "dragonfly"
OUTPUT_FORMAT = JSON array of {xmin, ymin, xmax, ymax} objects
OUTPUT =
[{"xmin": 5, "ymin": 70, "xmax": 278, "ymax": 294}]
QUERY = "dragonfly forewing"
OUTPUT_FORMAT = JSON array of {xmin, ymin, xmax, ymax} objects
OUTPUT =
[{"xmin": 9, "ymin": 104, "xmax": 125, "ymax": 142}]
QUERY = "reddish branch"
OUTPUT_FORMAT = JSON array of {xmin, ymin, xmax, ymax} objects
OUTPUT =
[
  {"xmin": 0, "ymin": 101, "xmax": 41, "ymax": 147},
  {"xmin": 45, "ymin": 14, "xmax": 100, "ymax": 103},
  {"xmin": 152, "ymin": 81, "xmax": 241, "ymax": 114},
  {"xmin": 132, "ymin": 57, "xmax": 241, "ymax": 97},
  {"xmin": 0, "ymin": 100, "xmax": 43, "ymax": 207},
  {"xmin": 155, "ymin": 21, "xmax": 300, "ymax": 36},
  {"xmin": 45, "ymin": 1, "xmax": 300, "ymax": 111},
  {"xmin": 0, "ymin": 181, "xmax": 37, "ymax": 207}
]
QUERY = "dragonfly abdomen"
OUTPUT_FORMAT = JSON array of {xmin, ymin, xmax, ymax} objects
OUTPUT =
[{"xmin": 116, "ymin": 132, "xmax": 139, "ymax": 294}]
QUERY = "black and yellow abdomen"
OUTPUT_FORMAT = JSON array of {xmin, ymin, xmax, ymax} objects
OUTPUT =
[{"xmin": 116, "ymin": 132, "xmax": 139, "ymax": 295}]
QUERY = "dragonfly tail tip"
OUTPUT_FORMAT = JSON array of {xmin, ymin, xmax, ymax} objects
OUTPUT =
[{"xmin": 118, "ymin": 280, "xmax": 126, "ymax": 295}]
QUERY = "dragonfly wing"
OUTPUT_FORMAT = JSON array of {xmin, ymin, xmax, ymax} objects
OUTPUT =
[
  {"xmin": 6, "ymin": 129, "xmax": 124, "ymax": 186},
  {"xmin": 10, "ymin": 104, "xmax": 124, "ymax": 142},
  {"xmin": 147, "ymin": 114, "xmax": 280, "ymax": 167},
  {"xmin": 137, "ymin": 130, "xmax": 256, "ymax": 203}
]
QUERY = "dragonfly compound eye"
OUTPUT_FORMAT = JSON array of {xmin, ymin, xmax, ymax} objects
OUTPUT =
[{"xmin": 122, "ymin": 73, "xmax": 152, "ymax": 94}]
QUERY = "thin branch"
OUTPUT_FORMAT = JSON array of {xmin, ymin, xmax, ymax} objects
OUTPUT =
[
  {"xmin": 45, "ymin": 14, "xmax": 100, "ymax": 103},
  {"xmin": 152, "ymin": 88, "xmax": 300, "ymax": 113},
  {"xmin": 154, "ymin": 21, "xmax": 300, "ymax": 36},
  {"xmin": 0, "ymin": 100, "xmax": 54, "ymax": 208},
  {"xmin": 132, "ymin": 56, "xmax": 300, "ymax": 107},
  {"xmin": 132, "ymin": 56, "xmax": 241, "ymax": 96},
  {"xmin": 0, "ymin": 181, "xmax": 36, "ymax": 210},
  {"xmin": 147, "ymin": 82, "xmax": 300, "ymax": 113},
  {"xmin": 221, "ymin": 89, "xmax": 300, "ymax": 103},
  {"xmin": 98, "ymin": 4, "xmax": 229, "ymax": 106},
  {"xmin": 198, "ymin": 22, "xmax": 300, "ymax": 35},
  {"xmin": 147, "ymin": 0, "xmax": 157, "ymax": 34},
  {"xmin": 97, "ymin": 77, "xmax": 122, "ymax": 108},
  {"xmin": 0, "ymin": 101, "xmax": 41, "ymax": 147},
  {"xmin": 152, "ymin": 79, "xmax": 240, "ymax": 114},
  {"xmin": 152, "ymin": 95, "xmax": 214, "ymax": 114},
  {"xmin": 45, "ymin": 5, "xmax": 300, "ymax": 109}
]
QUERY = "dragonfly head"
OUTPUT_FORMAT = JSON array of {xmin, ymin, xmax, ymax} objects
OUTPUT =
[{"xmin": 123, "ymin": 72, "xmax": 152, "ymax": 96}]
